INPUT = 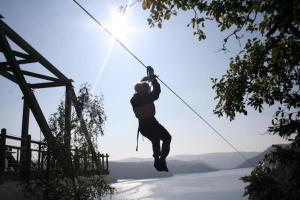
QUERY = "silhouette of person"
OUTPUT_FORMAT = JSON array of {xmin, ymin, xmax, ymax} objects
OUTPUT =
[{"xmin": 130, "ymin": 67, "xmax": 171, "ymax": 172}]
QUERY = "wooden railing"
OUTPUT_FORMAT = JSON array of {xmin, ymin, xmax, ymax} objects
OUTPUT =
[{"xmin": 0, "ymin": 128, "xmax": 109, "ymax": 179}]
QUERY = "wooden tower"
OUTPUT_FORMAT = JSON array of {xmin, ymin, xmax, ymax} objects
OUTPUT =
[{"xmin": 0, "ymin": 18, "xmax": 102, "ymax": 173}]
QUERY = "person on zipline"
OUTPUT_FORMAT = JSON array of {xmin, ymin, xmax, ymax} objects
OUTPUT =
[{"xmin": 130, "ymin": 66, "xmax": 171, "ymax": 172}]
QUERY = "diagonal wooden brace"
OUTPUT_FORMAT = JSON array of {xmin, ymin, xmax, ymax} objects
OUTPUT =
[{"xmin": 70, "ymin": 89, "xmax": 103, "ymax": 172}]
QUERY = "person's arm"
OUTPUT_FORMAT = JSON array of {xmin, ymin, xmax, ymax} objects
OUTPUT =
[{"xmin": 148, "ymin": 78, "xmax": 161, "ymax": 101}]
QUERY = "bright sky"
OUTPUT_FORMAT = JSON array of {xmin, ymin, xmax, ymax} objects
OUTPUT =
[{"xmin": 0, "ymin": 0, "xmax": 286, "ymax": 161}]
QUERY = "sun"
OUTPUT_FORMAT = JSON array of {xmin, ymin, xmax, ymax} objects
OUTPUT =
[{"xmin": 107, "ymin": 8, "xmax": 132, "ymax": 41}]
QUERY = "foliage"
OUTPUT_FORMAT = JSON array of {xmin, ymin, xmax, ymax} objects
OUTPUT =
[
  {"xmin": 23, "ymin": 84, "xmax": 113, "ymax": 200},
  {"xmin": 241, "ymin": 143, "xmax": 300, "ymax": 199},
  {"xmin": 138, "ymin": 0, "xmax": 300, "ymax": 199},
  {"xmin": 48, "ymin": 83, "xmax": 106, "ymax": 151},
  {"xmin": 23, "ymin": 174, "xmax": 114, "ymax": 200}
]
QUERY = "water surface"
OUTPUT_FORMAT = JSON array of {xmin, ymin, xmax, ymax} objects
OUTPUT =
[{"xmin": 104, "ymin": 168, "xmax": 252, "ymax": 200}]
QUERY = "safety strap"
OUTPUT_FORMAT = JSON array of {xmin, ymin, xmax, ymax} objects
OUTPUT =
[{"xmin": 136, "ymin": 127, "xmax": 140, "ymax": 151}]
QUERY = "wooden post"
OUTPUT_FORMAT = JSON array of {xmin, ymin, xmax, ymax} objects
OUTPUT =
[
  {"xmin": 16, "ymin": 149, "xmax": 19, "ymax": 169},
  {"xmin": 105, "ymin": 153, "xmax": 109, "ymax": 171},
  {"xmin": 46, "ymin": 148, "xmax": 50, "ymax": 176},
  {"xmin": 101, "ymin": 154, "xmax": 105, "ymax": 169},
  {"xmin": 84, "ymin": 152, "xmax": 87, "ymax": 171},
  {"xmin": 38, "ymin": 143, "xmax": 41, "ymax": 171},
  {"xmin": 20, "ymin": 97, "xmax": 29, "ymax": 172},
  {"xmin": 44, "ymin": 149, "xmax": 50, "ymax": 200},
  {"xmin": 25, "ymin": 135, "xmax": 31, "ymax": 174},
  {"xmin": 74, "ymin": 147, "xmax": 79, "ymax": 172},
  {"xmin": 63, "ymin": 85, "xmax": 74, "ymax": 176},
  {"xmin": 0, "ymin": 128, "xmax": 6, "ymax": 173},
  {"xmin": 96, "ymin": 153, "xmax": 100, "ymax": 170},
  {"xmin": 295, "ymin": 0, "xmax": 300, "ymax": 23},
  {"xmin": 64, "ymin": 85, "xmax": 72, "ymax": 150},
  {"xmin": 21, "ymin": 97, "xmax": 30, "ymax": 140},
  {"xmin": 41, "ymin": 151, "xmax": 44, "ymax": 171}
]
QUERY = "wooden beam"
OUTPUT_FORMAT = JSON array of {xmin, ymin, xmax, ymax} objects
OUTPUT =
[
  {"xmin": 0, "ymin": 69, "xmax": 18, "ymax": 83},
  {"xmin": 4, "ymin": 67, "xmax": 61, "ymax": 82},
  {"xmin": 0, "ymin": 58, "xmax": 38, "ymax": 67},
  {"xmin": 21, "ymin": 70, "xmax": 61, "ymax": 82},
  {"xmin": 12, "ymin": 50, "xmax": 31, "ymax": 59},
  {"xmin": 29, "ymin": 81, "xmax": 67, "ymax": 89},
  {"xmin": 0, "ymin": 50, "xmax": 32, "ymax": 59},
  {"xmin": 0, "ymin": 19, "xmax": 70, "ymax": 82},
  {"xmin": 16, "ymin": 58, "xmax": 37, "ymax": 65}
]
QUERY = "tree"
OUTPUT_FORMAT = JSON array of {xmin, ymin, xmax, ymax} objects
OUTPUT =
[
  {"xmin": 137, "ymin": 0, "xmax": 300, "ymax": 199},
  {"xmin": 24, "ymin": 84, "xmax": 113, "ymax": 200},
  {"xmin": 48, "ymin": 83, "xmax": 106, "ymax": 152}
]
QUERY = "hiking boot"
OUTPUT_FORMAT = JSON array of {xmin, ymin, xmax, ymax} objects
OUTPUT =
[
  {"xmin": 154, "ymin": 159, "xmax": 163, "ymax": 171},
  {"xmin": 159, "ymin": 159, "xmax": 169, "ymax": 172}
]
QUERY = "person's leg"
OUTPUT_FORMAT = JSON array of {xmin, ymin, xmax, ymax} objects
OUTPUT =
[
  {"xmin": 151, "ymin": 138, "xmax": 161, "ymax": 159},
  {"xmin": 139, "ymin": 122, "xmax": 162, "ymax": 170},
  {"xmin": 151, "ymin": 138, "xmax": 162, "ymax": 170},
  {"xmin": 156, "ymin": 123, "xmax": 172, "ymax": 160},
  {"xmin": 152, "ymin": 123, "xmax": 171, "ymax": 172},
  {"xmin": 145, "ymin": 137, "xmax": 162, "ymax": 170}
]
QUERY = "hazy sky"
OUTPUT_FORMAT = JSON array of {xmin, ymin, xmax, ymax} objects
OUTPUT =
[{"xmin": 0, "ymin": 0, "xmax": 286, "ymax": 161}]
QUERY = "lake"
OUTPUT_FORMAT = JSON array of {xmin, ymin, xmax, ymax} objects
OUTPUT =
[{"xmin": 103, "ymin": 168, "xmax": 252, "ymax": 200}]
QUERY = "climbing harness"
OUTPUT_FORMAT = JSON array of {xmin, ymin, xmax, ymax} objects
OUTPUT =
[{"xmin": 136, "ymin": 128, "xmax": 140, "ymax": 151}]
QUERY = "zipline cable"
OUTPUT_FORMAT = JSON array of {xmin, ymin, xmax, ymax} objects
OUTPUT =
[{"xmin": 72, "ymin": 0, "xmax": 255, "ymax": 167}]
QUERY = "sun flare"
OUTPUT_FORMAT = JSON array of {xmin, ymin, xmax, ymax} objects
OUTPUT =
[{"xmin": 107, "ymin": 9, "xmax": 132, "ymax": 41}]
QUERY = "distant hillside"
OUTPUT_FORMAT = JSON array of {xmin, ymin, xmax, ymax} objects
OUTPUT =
[
  {"xmin": 238, "ymin": 144, "xmax": 287, "ymax": 168},
  {"xmin": 118, "ymin": 157, "xmax": 152, "ymax": 162},
  {"xmin": 107, "ymin": 160, "xmax": 216, "ymax": 182},
  {"xmin": 118, "ymin": 152, "xmax": 260, "ymax": 169},
  {"xmin": 170, "ymin": 152, "xmax": 260, "ymax": 169},
  {"xmin": 108, "ymin": 161, "xmax": 172, "ymax": 181},
  {"xmin": 107, "ymin": 147, "xmax": 289, "ymax": 181},
  {"xmin": 168, "ymin": 160, "xmax": 216, "ymax": 174}
]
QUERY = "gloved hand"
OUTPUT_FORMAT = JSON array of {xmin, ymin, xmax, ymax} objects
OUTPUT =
[
  {"xmin": 147, "ymin": 66, "xmax": 154, "ymax": 76},
  {"xmin": 141, "ymin": 66, "xmax": 157, "ymax": 81}
]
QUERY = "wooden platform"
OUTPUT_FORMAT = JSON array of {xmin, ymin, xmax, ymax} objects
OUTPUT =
[{"xmin": 0, "ymin": 128, "xmax": 109, "ymax": 182}]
